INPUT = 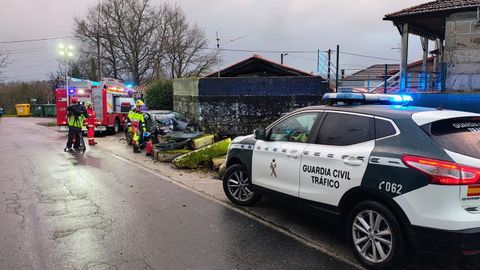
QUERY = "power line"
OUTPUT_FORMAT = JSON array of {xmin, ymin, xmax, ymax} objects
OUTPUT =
[
  {"xmin": 333, "ymin": 50, "xmax": 400, "ymax": 62},
  {"xmin": 6, "ymin": 59, "xmax": 57, "ymax": 73},
  {"xmin": 4, "ymin": 47, "xmax": 48, "ymax": 55},
  {"xmin": 204, "ymin": 47, "xmax": 321, "ymax": 54},
  {"xmin": 208, "ymin": 47, "xmax": 399, "ymax": 62},
  {"xmin": 5, "ymin": 47, "xmax": 46, "ymax": 52},
  {"xmin": 4, "ymin": 72, "xmax": 52, "ymax": 80},
  {"xmin": 288, "ymin": 54, "xmax": 316, "ymax": 61},
  {"xmin": 340, "ymin": 55, "xmax": 370, "ymax": 69},
  {"xmin": 7, "ymin": 49, "xmax": 48, "ymax": 55},
  {"xmin": 0, "ymin": 36, "xmax": 75, "ymax": 44},
  {"xmin": 0, "ymin": 36, "xmax": 399, "ymax": 62}
]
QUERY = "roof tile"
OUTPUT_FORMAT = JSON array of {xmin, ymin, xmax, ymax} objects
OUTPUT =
[{"xmin": 385, "ymin": 0, "xmax": 480, "ymax": 19}]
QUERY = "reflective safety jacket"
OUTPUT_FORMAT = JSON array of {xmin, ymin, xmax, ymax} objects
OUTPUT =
[
  {"xmin": 86, "ymin": 108, "xmax": 96, "ymax": 126},
  {"xmin": 128, "ymin": 109, "xmax": 144, "ymax": 123},
  {"xmin": 68, "ymin": 104, "xmax": 89, "ymax": 129}
]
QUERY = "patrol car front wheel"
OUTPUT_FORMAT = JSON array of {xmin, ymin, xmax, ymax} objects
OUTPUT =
[
  {"xmin": 223, "ymin": 164, "xmax": 261, "ymax": 206},
  {"xmin": 347, "ymin": 201, "xmax": 407, "ymax": 270}
]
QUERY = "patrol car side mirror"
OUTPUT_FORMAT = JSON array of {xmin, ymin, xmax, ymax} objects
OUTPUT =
[{"xmin": 254, "ymin": 128, "xmax": 267, "ymax": 140}]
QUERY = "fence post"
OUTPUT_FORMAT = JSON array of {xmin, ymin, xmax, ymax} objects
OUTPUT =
[
  {"xmin": 384, "ymin": 64, "xmax": 388, "ymax": 94},
  {"xmin": 441, "ymin": 62, "xmax": 447, "ymax": 92},
  {"xmin": 335, "ymin": 45, "xmax": 340, "ymax": 92}
]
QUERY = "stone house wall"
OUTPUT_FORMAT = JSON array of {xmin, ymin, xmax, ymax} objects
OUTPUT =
[{"xmin": 445, "ymin": 11, "xmax": 480, "ymax": 91}]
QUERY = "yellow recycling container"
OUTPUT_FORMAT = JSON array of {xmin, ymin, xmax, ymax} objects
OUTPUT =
[{"xmin": 15, "ymin": 103, "xmax": 31, "ymax": 117}]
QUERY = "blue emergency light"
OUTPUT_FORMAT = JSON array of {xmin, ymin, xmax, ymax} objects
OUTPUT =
[{"xmin": 322, "ymin": 93, "xmax": 413, "ymax": 105}]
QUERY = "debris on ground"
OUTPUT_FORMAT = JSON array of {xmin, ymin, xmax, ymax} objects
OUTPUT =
[
  {"xmin": 172, "ymin": 138, "xmax": 231, "ymax": 169},
  {"xmin": 218, "ymin": 162, "xmax": 227, "ymax": 179},
  {"xmin": 211, "ymin": 155, "xmax": 226, "ymax": 171},
  {"xmin": 156, "ymin": 149, "xmax": 191, "ymax": 162},
  {"xmin": 190, "ymin": 134, "xmax": 214, "ymax": 150}
]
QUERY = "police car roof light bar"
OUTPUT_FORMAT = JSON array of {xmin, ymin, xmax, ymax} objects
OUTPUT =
[{"xmin": 322, "ymin": 93, "xmax": 413, "ymax": 105}]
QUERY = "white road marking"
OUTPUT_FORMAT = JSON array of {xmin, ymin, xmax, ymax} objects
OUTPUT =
[{"xmin": 108, "ymin": 152, "xmax": 362, "ymax": 269}]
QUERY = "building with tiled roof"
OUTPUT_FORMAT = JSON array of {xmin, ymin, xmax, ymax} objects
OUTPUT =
[
  {"xmin": 384, "ymin": 0, "xmax": 480, "ymax": 91},
  {"xmin": 204, "ymin": 55, "xmax": 314, "ymax": 78},
  {"xmin": 343, "ymin": 64, "xmax": 400, "ymax": 82},
  {"xmin": 385, "ymin": 0, "xmax": 480, "ymax": 19}
]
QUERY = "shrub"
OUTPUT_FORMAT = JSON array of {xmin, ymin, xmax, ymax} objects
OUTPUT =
[{"xmin": 144, "ymin": 79, "xmax": 173, "ymax": 110}]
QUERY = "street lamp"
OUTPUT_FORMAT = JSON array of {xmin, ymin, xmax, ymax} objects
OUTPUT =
[{"xmin": 58, "ymin": 44, "xmax": 75, "ymax": 106}]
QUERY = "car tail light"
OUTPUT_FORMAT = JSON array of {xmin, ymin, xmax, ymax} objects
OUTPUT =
[
  {"xmin": 402, "ymin": 155, "xmax": 480, "ymax": 185},
  {"xmin": 463, "ymin": 250, "xmax": 480, "ymax": 256}
]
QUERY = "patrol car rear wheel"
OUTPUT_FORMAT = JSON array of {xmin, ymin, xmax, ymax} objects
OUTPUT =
[
  {"xmin": 347, "ymin": 201, "xmax": 406, "ymax": 270},
  {"xmin": 223, "ymin": 164, "xmax": 261, "ymax": 206}
]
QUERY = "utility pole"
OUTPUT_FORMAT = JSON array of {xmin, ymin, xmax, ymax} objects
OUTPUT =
[
  {"xmin": 97, "ymin": 0, "xmax": 103, "ymax": 81},
  {"xmin": 216, "ymin": 31, "xmax": 220, "ymax": 77},
  {"xmin": 335, "ymin": 45, "xmax": 340, "ymax": 92},
  {"xmin": 281, "ymin": 53, "xmax": 288, "ymax": 65},
  {"xmin": 316, "ymin": 49, "xmax": 320, "ymax": 75},
  {"xmin": 214, "ymin": 32, "xmax": 247, "ymax": 78}
]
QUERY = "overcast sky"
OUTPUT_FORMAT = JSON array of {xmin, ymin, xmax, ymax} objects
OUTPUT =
[{"xmin": 0, "ymin": 0, "xmax": 429, "ymax": 82}]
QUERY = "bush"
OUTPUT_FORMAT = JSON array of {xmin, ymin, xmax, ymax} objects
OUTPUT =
[
  {"xmin": 0, "ymin": 81, "xmax": 52, "ymax": 114},
  {"xmin": 144, "ymin": 79, "xmax": 173, "ymax": 110}
]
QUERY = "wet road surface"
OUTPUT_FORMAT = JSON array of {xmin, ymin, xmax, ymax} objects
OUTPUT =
[{"xmin": 0, "ymin": 117, "xmax": 356, "ymax": 270}]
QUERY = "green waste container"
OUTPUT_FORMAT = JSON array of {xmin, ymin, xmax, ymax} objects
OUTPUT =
[
  {"xmin": 15, "ymin": 104, "xmax": 31, "ymax": 117},
  {"xmin": 43, "ymin": 104, "xmax": 56, "ymax": 117},
  {"xmin": 31, "ymin": 105, "xmax": 44, "ymax": 117}
]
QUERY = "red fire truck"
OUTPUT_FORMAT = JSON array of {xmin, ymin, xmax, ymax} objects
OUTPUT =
[{"xmin": 56, "ymin": 78, "xmax": 136, "ymax": 133}]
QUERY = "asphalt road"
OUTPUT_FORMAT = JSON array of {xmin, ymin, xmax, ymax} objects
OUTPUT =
[{"xmin": 0, "ymin": 117, "xmax": 357, "ymax": 270}]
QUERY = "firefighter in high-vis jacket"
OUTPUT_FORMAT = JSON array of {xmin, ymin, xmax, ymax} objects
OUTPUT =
[
  {"xmin": 65, "ymin": 97, "xmax": 89, "ymax": 151},
  {"xmin": 127, "ymin": 100, "xmax": 146, "ymax": 153}
]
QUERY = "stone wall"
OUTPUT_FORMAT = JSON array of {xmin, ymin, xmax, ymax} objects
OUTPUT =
[
  {"xmin": 173, "ymin": 76, "xmax": 330, "ymax": 137},
  {"xmin": 445, "ymin": 11, "xmax": 480, "ymax": 91},
  {"xmin": 197, "ymin": 95, "xmax": 323, "ymax": 136},
  {"xmin": 172, "ymin": 78, "xmax": 200, "ymax": 121}
]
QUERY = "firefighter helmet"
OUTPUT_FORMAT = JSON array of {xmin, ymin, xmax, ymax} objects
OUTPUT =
[
  {"xmin": 71, "ymin": 97, "xmax": 79, "ymax": 104},
  {"xmin": 136, "ymin": 100, "xmax": 144, "ymax": 107},
  {"xmin": 86, "ymin": 101, "xmax": 93, "ymax": 107}
]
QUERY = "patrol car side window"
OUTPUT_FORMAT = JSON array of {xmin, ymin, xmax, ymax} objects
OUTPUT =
[
  {"xmin": 375, "ymin": 118, "xmax": 397, "ymax": 139},
  {"xmin": 316, "ymin": 113, "xmax": 374, "ymax": 146},
  {"xmin": 269, "ymin": 113, "xmax": 319, "ymax": 143}
]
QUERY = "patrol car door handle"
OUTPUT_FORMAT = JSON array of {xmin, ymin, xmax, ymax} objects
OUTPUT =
[
  {"xmin": 287, "ymin": 153, "xmax": 300, "ymax": 159},
  {"xmin": 343, "ymin": 157, "xmax": 363, "ymax": 166}
]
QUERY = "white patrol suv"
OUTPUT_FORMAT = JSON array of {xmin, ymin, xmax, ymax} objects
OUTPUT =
[{"xmin": 222, "ymin": 93, "xmax": 480, "ymax": 269}]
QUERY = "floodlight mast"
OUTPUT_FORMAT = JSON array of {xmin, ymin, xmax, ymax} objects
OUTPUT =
[{"xmin": 58, "ymin": 44, "xmax": 75, "ymax": 107}]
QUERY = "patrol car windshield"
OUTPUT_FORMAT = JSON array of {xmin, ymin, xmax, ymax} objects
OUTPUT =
[{"xmin": 429, "ymin": 117, "xmax": 480, "ymax": 159}]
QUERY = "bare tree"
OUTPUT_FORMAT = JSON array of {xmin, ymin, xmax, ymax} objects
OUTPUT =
[
  {"xmin": 162, "ymin": 5, "xmax": 217, "ymax": 78},
  {"xmin": 0, "ymin": 49, "xmax": 8, "ymax": 82},
  {"xmin": 102, "ymin": 0, "xmax": 159, "ymax": 85},
  {"xmin": 74, "ymin": 0, "xmax": 217, "ymax": 84}
]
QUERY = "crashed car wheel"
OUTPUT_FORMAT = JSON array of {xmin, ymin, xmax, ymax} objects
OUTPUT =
[
  {"xmin": 223, "ymin": 164, "xmax": 261, "ymax": 206},
  {"xmin": 125, "ymin": 130, "xmax": 133, "ymax": 145}
]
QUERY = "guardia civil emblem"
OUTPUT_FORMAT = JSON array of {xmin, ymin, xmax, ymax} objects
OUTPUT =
[{"xmin": 270, "ymin": 159, "xmax": 277, "ymax": 178}]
